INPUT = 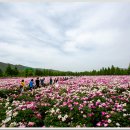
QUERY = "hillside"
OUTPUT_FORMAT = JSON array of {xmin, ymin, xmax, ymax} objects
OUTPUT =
[{"xmin": 0, "ymin": 62, "xmax": 31, "ymax": 71}]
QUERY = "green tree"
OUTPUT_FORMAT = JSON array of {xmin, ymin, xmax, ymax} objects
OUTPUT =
[
  {"xmin": 5, "ymin": 64, "xmax": 13, "ymax": 76},
  {"xmin": 28, "ymin": 69, "xmax": 34, "ymax": 76},
  {"xmin": 35, "ymin": 69, "xmax": 43, "ymax": 76},
  {"xmin": 0, "ymin": 69, "xmax": 3, "ymax": 77},
  {"xmin": 110, "ymin": 65, "xmax": 115, "ymax": 75},
  {"xmin": 25, "ymin": 68, "xmax": 29, "ymax": 77},
  {"xmin": 128, "ymin": 64, "xmax": 130, "ymax": 75},
  {"xmin": 13, "ymin": 66, "xmax": 19, "ymax": 76}
]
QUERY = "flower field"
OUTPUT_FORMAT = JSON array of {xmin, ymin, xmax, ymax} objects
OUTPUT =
[{"xmin": 0, "ymin": 76, "xmax": 130, "ymax": 127}]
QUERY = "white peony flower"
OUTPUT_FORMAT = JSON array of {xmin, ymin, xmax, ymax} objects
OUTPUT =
[
  {"xmin": 123, "ymin": 109, "xmax": 126, "ymax": 112},
  {"xmin": 3, "ymin": 117, "xmax": 11, "ymax": 124},
  {"xmin": 123, "ymin": 114, "xmax": 127, "ymax": 117},
  {"xmin": 80, "ymin": 111, "xmax": 83, "ymax": 114},
  {"xmin": 116, "ymin": 123, "xmax": 120, "ymax": 127},
  {"xmin": 8, "ymin": 107, "xmax": 12, "ymax": 110},
  {"xmin": 62, "ymin": 117, "xmax": 66, "ymax": 122},
  {"xmin": 64, "ymin": 114, "xmax": 68, "ymax": 118},
  {"xmin": 97, "ymin": 99, "xmax": 101, "ymax": 102},
  {"xmin": 58, "ymin": 115, "xmax": 62, "ymax": 119},
  {"xmin": 123, "ymin": 103, "xmax": 126, "ymax": 107},
  {"xmin": 5, "ymin": 102, "xmax": 9, "ymax": 107},
  {"xmin": 83, "ymin": 114, "xmax": 87, "ymax": 118},
  {"xmin": 51, "ymin": 109, "xmax": 55, "ymax": 113},
  {"xmin": 56, "ymin": 108, "xmax": 60, "ymax": 113},
  {"xmin": 9, "ymin": 122, "xmax": 17, "ymax": 127},
  {"xmin": 108, "ymin": 119, "xmax": 112, "ymax": 123},
  {"xmin": 13, "ymin": 112, "xmax": 18, "ymax": 117}
]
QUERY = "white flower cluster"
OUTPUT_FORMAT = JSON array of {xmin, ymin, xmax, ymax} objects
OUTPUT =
[
  {"xmin": 1, "ymin": 106, "xmax": 18, "ymax": 126},
  {"xmin": 116, "ymin": 122, "xmax": 120, "ymax": 127},
  {"xmin": 123, "ymin": 113, "xmax": 130, "ymax": 117},
  {"xmin": 58, "ymin": 114, "xmax": 68, "ymax": 122},
  {"xmin": 2, "ymin": 117, "xmax": 11, "ymax": 124},
  {"xmin": 9, "ymin": 122, "xmax": 17, "ymax": 127},
  {"xmin": 6, "ymin": 109, "xmax": 12, "ymax": 117},
  {"xmin": 50, "ymin": 108, "xmax": 60, "ymax": 115},
  {"xmin": 5, "ymin": 102, "xmax": 9, "ymax": 108}
]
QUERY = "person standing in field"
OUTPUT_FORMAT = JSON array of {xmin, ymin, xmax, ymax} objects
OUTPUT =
[
  {"xmin": 29, "ymin": 79, "xmax": 34, "ymax": 91},
  {"xmin": 20, "ymin": 79, "xmax": 25, "ymax": 93},
  {"xmin": 50, "ymin": 77, "xmax": 53, "ymax": 85},
  {"xmin": 35, "ymin": 77, "xmax": 40, "ymax": 88},
  {"xmin": 40, "ymin": 77, "xmax": 45, "ymax": 87}
]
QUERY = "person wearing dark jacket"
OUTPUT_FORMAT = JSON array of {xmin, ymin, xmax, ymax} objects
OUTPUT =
[
  {"xmin": 50, "ymin": 77, "xmax": 53, "ymax": 85},
  {"xmin": 35, "ymin": 77, "xmax": 40, "ymax": 88}
]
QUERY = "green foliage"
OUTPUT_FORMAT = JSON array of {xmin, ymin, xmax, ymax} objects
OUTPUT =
[
  {"xmin": 5, "ymin": 64, "xmax": 13, "ymax": 76},
  {"xmin": 13, "ymin": 109, "xmax": 36, "ymax": 123},
  {"xmin": 13, "ymin": 66, "xmax": 19, "ymax": 76},
  {"xmin": 59, "ymin": 88, "xmax": 67, "ymax": 96},
  {"xmin": 0, "ymin": 89, "xmax": 19, "ymax": 99},
  {"xmin": 1, "ymin": 62, "xmax": 130, "ymax": 76},
  {"xmin": 0, "ymin": 102, "xmax": 6, "ymax": 123},
  {"xmin": 0, "ymin": 68, "xmax": 3, "ymax": 77},
  {"xmin": 128, "ymin": 64, "xmax": 130, "ymax": 75},
  {"xmin": 16, "ymin": 94, "xmax": 34, "ymax": 101},
  {"xmin": 35, "ymin": 69, "xmax": 43, "ymax": 76}
]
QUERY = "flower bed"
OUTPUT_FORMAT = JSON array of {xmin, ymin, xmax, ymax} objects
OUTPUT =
[{"xmin": 0, "ymin": 76, "xmax": 130, "ymax": 127}]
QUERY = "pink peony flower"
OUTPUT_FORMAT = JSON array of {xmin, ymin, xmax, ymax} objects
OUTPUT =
[
  {"xmin": 28, "ymin": 122, "xmax": 35, "ymax": 127},
  {"xmin": 36, "ymin": 113, "xmax": 42, "ymax": 119},
  {"xmin": 63, "ymin": 102, "xmax": 67, "ymax": 106},
  {"xmin": 104, "ymin": 123, "xmax": 108, "ymax": 127},
  {"xmin": 102, "ymin": 112, "xmax": 107, "ymax": 116},
  {"xmin": 74, "ymin": 102, "xmax": 79, "ymax": 105},
  {"xmin": 106, "ymin": 114, "xmax": 111, "ymax": 118},
  {"xmin": 96, "ymin": 122, "xmax": 102, "ymax": 126}
]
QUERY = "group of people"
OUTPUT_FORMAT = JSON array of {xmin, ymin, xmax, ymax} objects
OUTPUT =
[
  {"xmin": 19, "ymin": 77, "xmax": 70, "ymax": 94},
  {"xmin": 19, "ymin": 77, "xmax": 45, "ymax": 93}
]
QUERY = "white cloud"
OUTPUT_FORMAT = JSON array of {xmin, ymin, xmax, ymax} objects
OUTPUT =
[{"xmin": 0, "ymin": 2, "xmax": 130, "ymax": 71}]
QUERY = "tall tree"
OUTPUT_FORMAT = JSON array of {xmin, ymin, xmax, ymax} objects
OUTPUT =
[
  {"xmin": 35, "ymin": 69, "xmax": 43, "ymax": 76},
  {"xmin": 14, "ymin": 66, "xmax": 19, "ymax": 76},
  {"xmin": 28, "ymin": 69, "xmax": 34, "ymax": 76},
  {"xmin": 0, "ymin": 68, "xmax": 3, "ymax": 77},
  {"xmin": 111, "ymin": 65, "xmax": 115, "ymax": 75},
  {"xmin": 128, "ymin": 64, "xmax": 130, "ymax": 75},
  {"xmin": 5, "ymin": 64, "xmax": 13, "ymax": 76}
]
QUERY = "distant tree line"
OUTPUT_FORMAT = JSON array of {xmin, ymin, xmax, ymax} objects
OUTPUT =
[{"xmin": 0, "ymin": 64, "xmax": 130, "ymax": 77}]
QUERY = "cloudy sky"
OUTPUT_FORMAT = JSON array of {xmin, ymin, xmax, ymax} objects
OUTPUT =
[{"xmin": 0, "ymin": 2, "xmax": 130, "ymax": 72}]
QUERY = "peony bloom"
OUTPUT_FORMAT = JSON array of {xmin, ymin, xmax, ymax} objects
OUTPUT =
[
  {"xmin": 62, "ymin": 117, "xmax": 66, "ymax": 122},
  {"xmin": 104, "ymin": 123, "xmax": 108, "ymax": 127},
  {"xmin": 64, "ymin": 114, "xmax": 68, "ymax": 119},
  {"xmin": 68, "ymin": 104, "xmax": 72, "ymax": 108},
  {"xmin": 123, "ymin": 103, "xmax": 127, "ymax": 107},
  {"xmin": 108, "ymin": 119, "xmax": 112, "ymax": 123},
  {"xmin": 123, "ymin": 114, "xmax": 127, "ymax": 117},
  {"xmin": 9, "ymin": 122, "xmax": 17, "ymax": 127},
  {"xmin": 63, "ymin": 102, "xmax": 67, "ymax": 106},
  {"xmin": 58, "ymin": 115, "xmax": 62, "ymax": 119},
  {"xmin": 96, "ymin": 122, "xmax": 102, "ymax": 126},
  {"xmin": 36, "ymin": 113, "xmax": 42, "ymax": 119},
  {"xmin": 28, "ymin": 122, "xmax": 35, "ymax": 127},
  {"xmin": 83, "ymin": 114, "xmax": 87, "ymax": 118},
  {"xmin": 13, "ymin": 112, "xmax": 18, "ymax": 117},
  {"xmin": 116, "ymin": 123, "xmax": 120, "ymax": 127},
  {"xmin": 106, "ymin": 115, "xmax": 111, "ymax": 118},
  {"xmin": 56, "ymin": 108, "xmax": 60, "ymax": 113},
  {"xmin": 18, "ymin": 124, "xmax": 26, "ymax": 128},
  {"xmin": 50, "ymin": 108, "xmax": 55, "ymax": 114},
  {"xmin": 123, "ymin": 109, "xmax": 126, "ymax": 112},
  {"xmin": 102, "ymin": 112, "xmax": 107, "ymax": 116}
]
